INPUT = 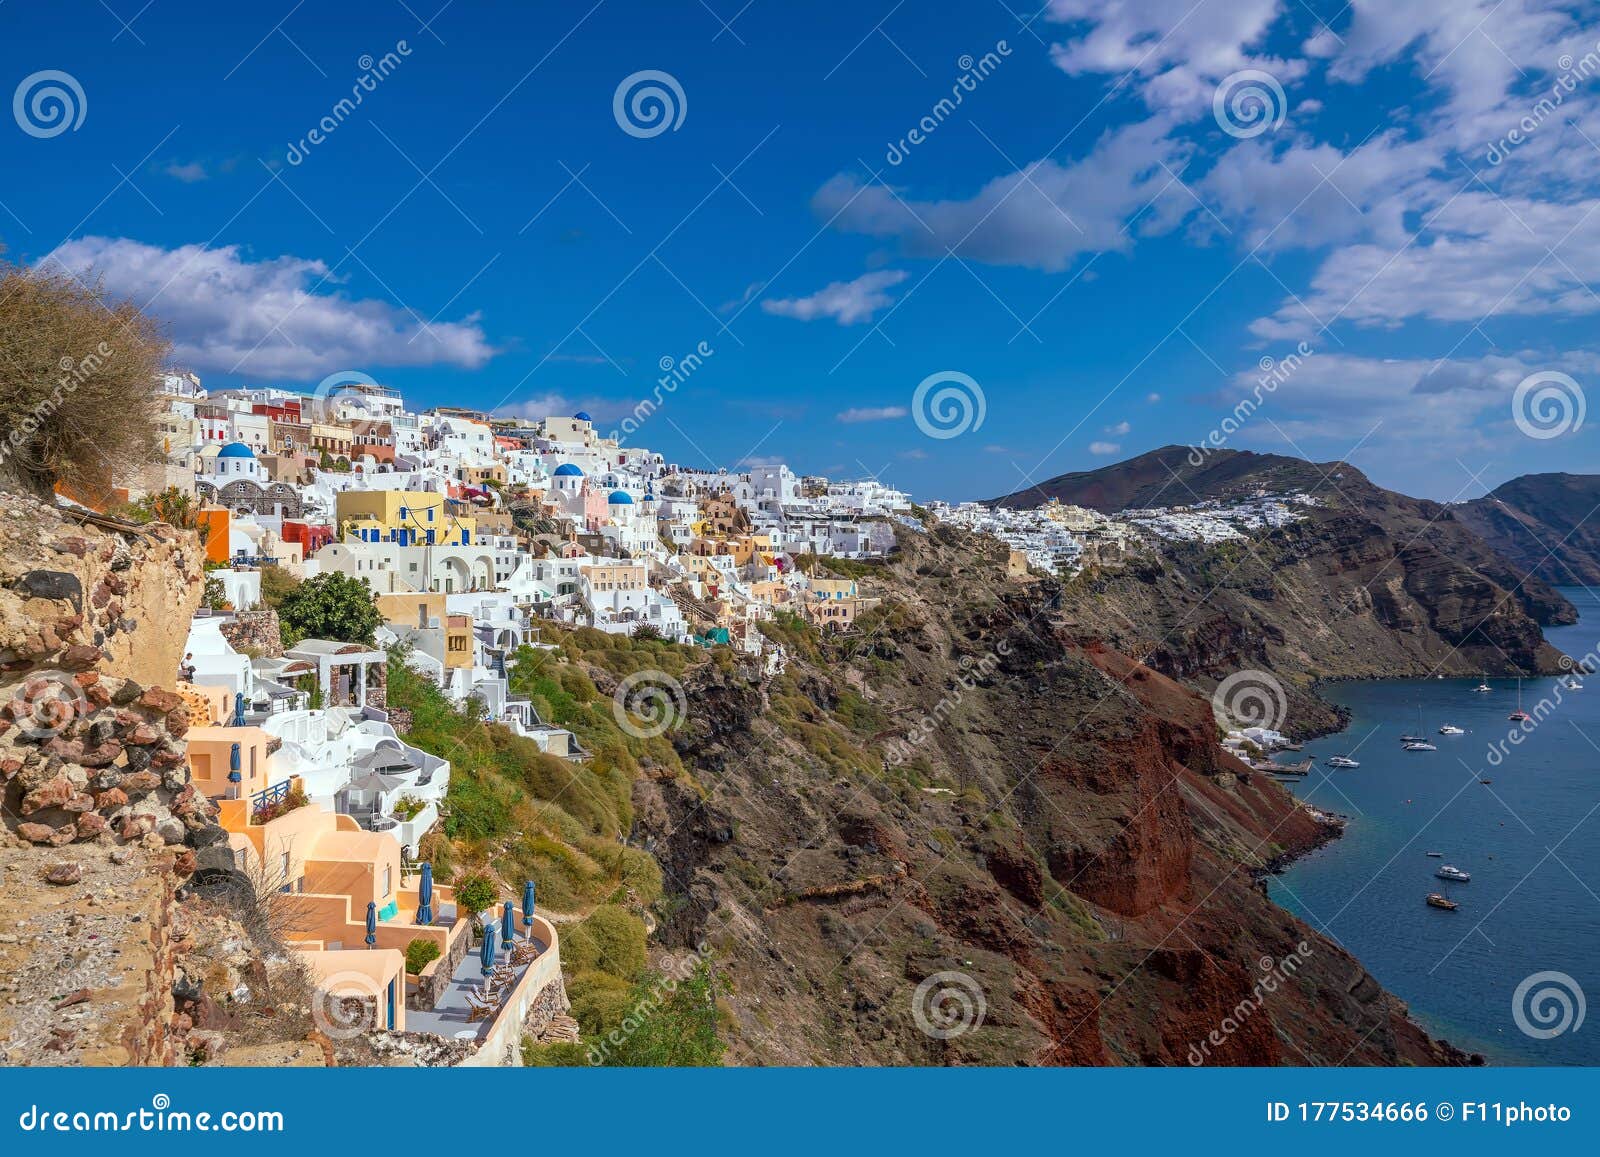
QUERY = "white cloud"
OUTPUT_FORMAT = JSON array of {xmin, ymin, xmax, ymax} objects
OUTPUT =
[
  {"xmin": 1045, "ymin": 0, "xmax": 1303, "ymax": 114},
  {"xmin": 41, "ymin": 236, "xmax": 495, "ymax": 379},
  {"xmin": 1105, "ymin": 420, "xmax": 1132, "ymax": 435},
  {"xmin": 1089, "ymin": 440, "xmax": 1122, "ymax": 455},
  {"xmin": 163, "ymin": 161, "xmax": 208, "ymax": 183},
  {"xmin": 813, "ymin": 119, "xmax": 1191, "ymax": 272},
  {"xmin": 494, "ymin": 394, "xmax": 637, "ymax": 423},
  {"xmin": 1200, "ymin": 349, "xmax": 1600, "ymax": 455},
  {"xmin": 762, "ymin": 270, "xmax": 908, "ymax": 325},
  {"xmin": 1200, "ymin": 132, "xmax": 1442, "ymax": 253},
  {"xmin": 836, "ymin": 405, "xmax": 909, "ymax": 423},
  {"xmin": 1249, "ymin": 193, "xmax": 1600, "ymax": 338}
]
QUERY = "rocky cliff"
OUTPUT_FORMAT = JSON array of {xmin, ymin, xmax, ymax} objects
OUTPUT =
[
  {"xmin": 0, "ymin": 492, "xmax": 320, "ymax": 1066},
  {"xmin": 1455, "ymin": 472, "xmax": 1600, "ymax": 587},
  {"xmin": 631, "ymin": 526, "xmax": 1469, "ymax": 1066},
  {"xmin": 990, "ymin": 448, "xmax": 1570, "ymax": 735}
]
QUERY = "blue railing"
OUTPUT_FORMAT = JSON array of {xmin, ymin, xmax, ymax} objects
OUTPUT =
[{"xmin": 251, "ymin": 780, "xmax": 291, "ymax": 812}]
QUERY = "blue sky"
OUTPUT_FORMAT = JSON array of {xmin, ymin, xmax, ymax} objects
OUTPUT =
[{"xmin": 3, "ymin": 0, "xmax": 1598, "ymax": 501}]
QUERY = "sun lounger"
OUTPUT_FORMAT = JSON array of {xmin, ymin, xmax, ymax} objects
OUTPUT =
[{"xmin": 465, "ymin": 988, "xmax": 501, "ymax": 1023}]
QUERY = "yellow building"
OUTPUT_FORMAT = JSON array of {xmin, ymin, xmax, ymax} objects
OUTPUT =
[{"xmin": 335, "ymin": 490, "xmax": 476, "ymax": 547}]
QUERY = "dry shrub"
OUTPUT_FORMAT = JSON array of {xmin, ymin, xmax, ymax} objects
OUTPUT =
[{"xmin": 0, "ymin": 258, "xmax": 169, "ymax": 501}]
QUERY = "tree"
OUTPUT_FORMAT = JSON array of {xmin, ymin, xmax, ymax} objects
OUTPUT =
[
  {"xmin": 595, "ymin": 961, "xmax": 726, "ymax": 1067},
  {"xmin": 454, "ymin": 872, "xmax": 496, "ymax": 929},
  {"xmin": 202, "ymin": 573, "xmax": 228, "ymax": 611},
  {"xmin": 0, "ymin": 259, "xmax": 169, "ymax": 500},
  {"xmin": 258, "ymin": 564, "xmax": 301, "ymax": 611},
  {"xmin": 276, "ymin": 572, "xmax": 382, "ymax": 646},
  {"xmin": 129, "ymin": 486, "xmax": 202, "ymax": 529},
  {"xmin": 404, "ymin": 938, "xmax": 442, "ymax": 975}
]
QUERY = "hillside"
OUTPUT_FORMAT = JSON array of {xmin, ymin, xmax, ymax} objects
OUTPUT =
[
  {"xmin": 633, "ymin": 528, "xmax": 1470, "ymax": 1066},
  {"xmin": 994, "ymin": 446, "xmax": 1335, "ymax": 514},
  {"xmin": 1455, "ymin": 473, "xmax": 1600, "ymax": 586},
  {"xmin": 988, "ymin": 448, "xmax": 1571, "ymax": 736}
]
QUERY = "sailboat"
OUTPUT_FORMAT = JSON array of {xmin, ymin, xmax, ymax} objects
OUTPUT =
[
  {"xmin": 1401, "ymin": 704, "xmax": 1427, "ymax": 743},
  {"xmin": 1474, "ymin": 674, "xmax": 1492, "ymax": 693},
  {"xmin": 1508, "ymin": 677, "xmax": 1531, "ymax": 722}
]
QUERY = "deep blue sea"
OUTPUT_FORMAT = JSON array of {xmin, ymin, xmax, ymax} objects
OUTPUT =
[{"xmin": 1270, "ymin": 586, "xmax": 1600, "ymax": 1065}]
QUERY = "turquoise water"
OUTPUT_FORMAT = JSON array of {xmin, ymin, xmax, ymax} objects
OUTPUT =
[{"xmin": 1271, "ymin": 586, "xmax": 1599, "ymax": 1065}]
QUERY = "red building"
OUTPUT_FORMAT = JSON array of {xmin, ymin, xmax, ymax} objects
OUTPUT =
[{"xmin": 281, "ymin": 521, "xmax": 334, "ymax": 556}]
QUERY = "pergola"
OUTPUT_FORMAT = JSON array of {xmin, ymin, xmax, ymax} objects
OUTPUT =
[{"xmin": 285, "ymin": 639, "xmax": 386, "ymax": 708}]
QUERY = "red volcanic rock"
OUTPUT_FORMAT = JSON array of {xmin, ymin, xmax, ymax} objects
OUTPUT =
[
  {"xmin": 59, "ymin": 645, "xmax": 102, "ymax": 671},
  {"xmin": 121, "ymin": 770, "xmax": 162, "ymax": 794},
  {"xmin": 137, "ymin": 688, "xmax": 184, "ymax": 714},
  {"xmin": 75, "ymin": 812, "xmax": 110, "ymax": 839},
  {"xmin": 118, "ymin": 814, "xmax": 156, "ymax": 841},
  {"xmin": 20, "ymin": 772, "xmax": 78, "ymax": 814}
]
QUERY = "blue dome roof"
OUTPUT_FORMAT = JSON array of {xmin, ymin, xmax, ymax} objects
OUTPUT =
[
  {"xmin": 573, "ymin": 411, "xmax": 592, "ymax": 422},
  {"xmin": 607, "ymin": 490, "xmax": 634, "ymax": 505},
  {"xmin": 552, "ymin": 463, "xmax": 584, "ymax": 477},
  {"xmin": 218, "ymin": 442, "xmax": 256, "ymax": 459}
]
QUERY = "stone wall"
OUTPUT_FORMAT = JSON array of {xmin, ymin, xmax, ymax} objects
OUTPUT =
[
  {"xmin": 0, "ymin": 492, "xmax": 203, "ymax": 690},
  {"xmin": 0, "ymin": 494, "xmax": 225, "ymax": 855},
  {"xmin": 218, "ymin": 609, "xmax": 284, "ymax": 658}
]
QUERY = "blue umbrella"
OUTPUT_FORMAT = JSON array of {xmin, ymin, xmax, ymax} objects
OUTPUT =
[
  {"xmin": 416, "ymin": 863, "xmax": 433, "ymax": 925},
  {"xmin": 521, "ymin": 880, "xmax": 535, "ymax": 939},
  {"xmin": 364, "ymin": 901, "xmax": 377, "ymax": 948},
  {"xmin": 479, "ymin": 922, "xmax": 497, "ymax": 977},
  {"xmin": 501, "ymin": 901, "xmax": 516, "ymax": 951},
  {"xmin": 233, "ymin": 692, "xmax": 246, "ymax": 726}
]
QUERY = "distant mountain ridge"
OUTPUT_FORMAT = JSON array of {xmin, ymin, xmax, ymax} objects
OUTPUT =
[
  {"xmin": 1455, "ymin": 473, "xmax": 1600, "ymax": 587},
  {"xmin": 993, "ymin": 446, "xmax": 1336, "ymax": 513},
  {"xmin": 988, "ymin": 447, "xmax": 1575, "ymax": 728}
]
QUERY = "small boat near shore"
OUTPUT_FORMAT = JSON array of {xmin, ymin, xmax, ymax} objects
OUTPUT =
[
  {"xmin": 1439, "ymin": 724, "xmax": 1465, "ymax": 735},
  {"xmin": 1436, "ymin": 865, "xmax": 1471, "ymax": 882},
  {"xmin": 1403, "ymin": 740, "xmax": 1437, "ymax": 751},
  {"xmin": 1253, "ymin": 756, "xmax": 1313, "ymax": 775},
  {"xmin": 1326, "ymin": 756, "xmax": 1360, "ymax": 768},
  {"xmin": 1426, "ymin": 893, "xmax": 1459, "ymax": 910}
]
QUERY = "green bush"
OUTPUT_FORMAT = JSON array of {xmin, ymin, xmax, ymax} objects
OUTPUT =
[
  {"xmin": 561, "ymin": 904, "xmax": 647, "ymax": 980},
  {"xmin": 454, "ymin": 872, "xmax": 496, "ymax": 918},
  {"xmin": 405, "ymin": 938, "xmax": 442, "ymax": 975}
]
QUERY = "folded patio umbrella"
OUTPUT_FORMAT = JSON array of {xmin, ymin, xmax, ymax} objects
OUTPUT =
[
  {"xmin": 480, "ymin": 922, "xmax": 497, "ymax": 976},
  {"xmin": 502, "ymin": 900, "xmax": 516, "ymax": 949},
  {"xmin": 416, "ymin": 863, "xmax": 433, "ymax": 925},
  {"xmin": 365, "ymin": 901, "xmax": 377, "ymax": 947},
  {"xmin": 522, "ymin": 880, "xmax": 535, "ymax": 938}
]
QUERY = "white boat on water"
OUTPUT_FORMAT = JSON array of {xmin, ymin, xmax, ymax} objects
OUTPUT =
[
  {"xmin": 1439, "ymin": 724, "xmax": 1465, "ymax": 735},
  {"xmin": 1404, "ymin": 740, "xmax": 1437, "ymax": 751},
  {"xmin": 1326, "ymin": 756, "xmax": 1360, "ymax": 768},
  {"xmin": 1436, "ymin": 865, "xmax": 1471, "ymax": 882},
  {"xmin": 1474, "ymin": 678, "xmax": 1492, "ymax": 693}
]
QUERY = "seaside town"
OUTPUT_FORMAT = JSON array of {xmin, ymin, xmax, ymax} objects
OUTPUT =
[{"xmin": 0, "ymin": 364, "xmax": 1348, "ymax": 1068}]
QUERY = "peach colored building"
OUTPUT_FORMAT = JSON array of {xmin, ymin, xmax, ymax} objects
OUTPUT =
[{"xmin": 187, "ymin": 725, "xmax": 273, "ymax": 799}]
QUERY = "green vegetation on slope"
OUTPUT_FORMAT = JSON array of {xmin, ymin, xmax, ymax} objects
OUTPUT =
[
  {"xmin": 387, "ymin": 625, "xmax": 729, "ymax": 1064},
  {"xmin": 386, "ymin": 653, "xmax": 662, "ymax": 914}
]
